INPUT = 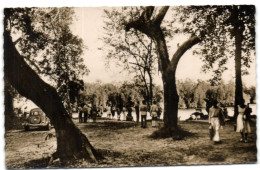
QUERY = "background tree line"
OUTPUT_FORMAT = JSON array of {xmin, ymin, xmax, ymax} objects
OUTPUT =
[
  {"xmin": 77, "ymin": 80, "xmax": 163, "ymax": 109},
  {"xmin": 177, "ymin": 79, "xmax": 255, "ymax": 109}
]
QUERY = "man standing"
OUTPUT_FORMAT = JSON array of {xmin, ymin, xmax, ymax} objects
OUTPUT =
[
  {"xmin": 140, "ymin": 105, "xmax": 147, "ymax": 128},
  {"xmin": 91, "ymin": 104, "xmax": 98, "ymax": 123},
  {"xmin": 135, "ymin": 101, "xmax": 140, "ymax": 123},
  {"xmin": 150, "ymin": 101, "xmax": 158, "ymax": 127},
  {"xmin": 78, "ymin": 104, "xmax": 83, "ymax": 123},
  {"xmin": 82, "ymin": 104, "xmax": 89, "ymax": 123}
]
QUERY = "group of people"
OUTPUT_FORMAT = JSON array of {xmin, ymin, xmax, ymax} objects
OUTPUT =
[
  {"xmin": 135, "ymin": 101, "xmax": 162, "ymax": 128},
  {"xmin": 77, "ymin": 103, "xmax": 100, "ymax": 123},
  {"xmin": 105, "ymin": 100, "xmax": 162, "ymax": 128},
  {"xmin": 208, "ymin": 99, "xmax": 252, "ymax": 144}
]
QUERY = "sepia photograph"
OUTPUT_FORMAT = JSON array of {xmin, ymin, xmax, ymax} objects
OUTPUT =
[{"xmin": 1, "ymin": 0, "xmax": 258, "ymax": 169}]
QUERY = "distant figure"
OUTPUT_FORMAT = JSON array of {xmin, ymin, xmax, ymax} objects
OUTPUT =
[
  {"xmin": 236, "ymin": 100, "xmax": 252, "ymax": 143},
  {"xmin": 82, "ymin": 104, "xmax": 89, "ymax": 123},
  {"xmin": 99, "ymin": 104, "xmax": 104, "ymax": 117},
  {"xmin": 78, "ymin": 105, "xmax": 83, "ymax": 123},
  {"xmin": 208, "ymin": 100, "xmax": 225, "ymax": 143},
  {"xmin": 135, "ymin": 101, "xmax": 140, "ymax": 123},
  {"xmin": 116, "ymin": 108, "xmax": 121, "ymax": 121},
  {"xmin": 156, "ymin": 103, "xmax": 162, "ymax": 120},
  {"xmin": 150, "ymin": 101, "xmax": 158, "ymax": 127},
  {"xmin": 126, "ymin": 97, "xmax": 134, "ymax": 121},
  {"xmin": 111, "ymin": 105, "xmax": 116, "ymax": 118},
  {"xmin": 140, "ymin": 105, "xmax": 147, "ymax": 128},
  {"xmin": 91, "ymin": 104, "xmax": 98, "ymax": 123},
  {"xmin": 222, "ymin": 106, "xmax": 228, "ymax": 118},
  {"xmin": 116, "ymin": 94, "xmax": 124, "ymax": 121}
]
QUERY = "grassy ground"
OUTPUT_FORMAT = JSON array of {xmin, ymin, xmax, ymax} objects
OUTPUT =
[{"xmin": 5, "ymin": 118, "xmax": 257, "ymax": 168}]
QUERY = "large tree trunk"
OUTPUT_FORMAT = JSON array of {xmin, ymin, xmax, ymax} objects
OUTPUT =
[
  {"xmin": 4, "ymin": 80, "xmax": 15, "ymax": 130},
  {"xmin": 4, "ymin": 30, "xmax": 99, "ymax": 163},
  {"xmin": 234, "ymin": 29, "xmax": 244, "ymax": 118},
  {"xmin": 162, "ymin": 69, "xmax": 179, "ymax": 132},
  {"xmin": 233, "ymin": 7, "xmax": 244, "ymax": 119}
]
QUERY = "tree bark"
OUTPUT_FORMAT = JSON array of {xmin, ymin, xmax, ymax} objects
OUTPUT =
[
  {"xmin": 162, "ymin": 69, "xmax": 179, "ymax": 131},
  {"xmin": 233, "ymin": 6, "xmax": 244, "ymax": 119},
  {"xmin": 234, "ymin": 28, "xmax": 244, "ymax": 118},
  {"xmin": 4, "ymin": 30, "xmax": 99, "ymax": 162}
]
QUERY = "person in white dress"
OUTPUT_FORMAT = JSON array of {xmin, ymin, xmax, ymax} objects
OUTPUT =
[
  {"xmin": 236, "ymin": 99, "xmax": 251, "ymax": 143},
  {"xmin": 208, "ymin": 100, "xmax": 225, "ymax": 143}
]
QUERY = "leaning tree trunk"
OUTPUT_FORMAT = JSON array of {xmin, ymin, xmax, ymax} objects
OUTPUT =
[
  {"xmin": 4, "ymin": 80, "xmax": 15, "ymax": 130},
  {"xmin": 4, "ymin": 30, "xmax": 99, "ymax": 163}
]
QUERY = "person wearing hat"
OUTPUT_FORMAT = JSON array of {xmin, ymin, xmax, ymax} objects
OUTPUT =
[{"xmin": 208, "ymin": 99, "xmax": 225, "ymax": 143}]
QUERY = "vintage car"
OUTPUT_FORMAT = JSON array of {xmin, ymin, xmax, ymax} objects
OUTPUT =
[
  {"xmin": 187, "ymin": 108, "xmax": 208, "ymax": 120},
  {"xmin": 23, "ymin": 108, "xmax": 51, "ymax": 131}
]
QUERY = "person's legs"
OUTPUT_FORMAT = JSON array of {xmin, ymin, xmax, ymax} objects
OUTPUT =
[
  {"xmin": 136, "ymin": 112, "xmax": 139, "ymax": 123},
  {"xmin": 84, "ymin": 112, "xmax": 88, "ymax": 123},
  {"xmin": 144, "ymin": 116, "xmax": 147, "ymax": 128},
  {"xmin": 244, "ymin": 133, "xmax": 248, "ymax": 142},
  {"xmin": 79, "ymin": 112, "xmax": 82, "ymax": 123},
  {"xmin": 240, "ymin": 132, "xmax": 244, "ymax": 142},
  {"xmin": 141, "ymin": 115, "xmax": 144, "ymax": 127}
]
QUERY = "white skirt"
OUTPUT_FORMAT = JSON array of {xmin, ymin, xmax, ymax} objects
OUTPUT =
[{"xmin": 236, "ymin": 114, "xmax": 251, "ymax": 133}]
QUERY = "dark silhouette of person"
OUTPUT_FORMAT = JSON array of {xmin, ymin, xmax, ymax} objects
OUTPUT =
[
  {"xmin": 91, "ymin": 104, "xmax": 98, "ymax": 123},
  {"xmin": 78, "ymin": 104, "xmax": 83, "ymax": 123},
  {"xmin": 135, "ymin": 101, "xmax": 140, "ymax": 123},
  {"xmin": 126, "ymin": 97, "xmax": 134, "ymax": 121},
  {"xmin": 82, "ymin": 104, "xmax": 88, "ymax": 123},
  {"xmin": 140, "ymin": 105, "xmax": 147, "ymax": 128}
]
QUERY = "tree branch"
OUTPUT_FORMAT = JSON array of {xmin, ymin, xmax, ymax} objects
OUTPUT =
[
  {"xmin": 152, "ymin": 6, "xmax": 169, "ymax": 25},
  {"xmin": 170, "ymin": 36, "xmax": 201, "ymax": 69}
]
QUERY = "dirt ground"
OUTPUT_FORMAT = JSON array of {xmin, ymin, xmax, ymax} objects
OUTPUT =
[{"xmin": 5, "ymin": 118, "xmax": 257, "ymax": 168}]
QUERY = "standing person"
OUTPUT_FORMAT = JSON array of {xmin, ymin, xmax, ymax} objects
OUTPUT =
[
  {"xmin": 111, "ymin": 105, "xmax": 116, "ymax": 119},
  {"xmin": 91, "ymin": 104, "xmax": 98, "ymax": 123},
  {"xmin": 236, "ymin": 100, "xmax": 252, "ymax": 143},
  {"xmin": 140, "ymin": 104, "xmax": 147, "ymax": 128},
  {"xmin": 82, "ymin": 104, "xmax": 89, "ymax": 123},
  {"xmin": 99, "ymin": 104, "xmax": 104, "ymax": 117},
  {"xmin": 156, "ymin": 103, "xmax": 162, "ymax": 120},
  {"xmin": 208, "ymin": 100, "xmax": 225, "ymax": 143},
  {"xmin": 126, "ymin": 97, "xmax": 134, "ymax": 121},
  {"xmin": 150, "ymin": 101, "xmax": 158, "ymax": 127},
  {"xmin": 116, "ymin": 108, "xmax": 121, "ymax": 121},
  {"xmin": 78, "ymin": 104, "xmax": 83, "ymax": 123},
  {"xmin": 135, "ymin": 101, "xmax": 140, "ymax": 123}
]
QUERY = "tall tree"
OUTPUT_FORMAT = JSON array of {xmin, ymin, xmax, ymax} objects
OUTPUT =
[
  {"xmin": 124, "ymin": 6, "xmax": 216, "ymax": 136},
  {"xmin": 4, "ymin": 8, "xmax": 99, "ymax": 163},
  {"xmin": 14, "ymin": 8, "xmax": 89, "ymax": 113},
  {"xmin": 189, "ymin": 5, "xmax": 255, "ymax": 117}
]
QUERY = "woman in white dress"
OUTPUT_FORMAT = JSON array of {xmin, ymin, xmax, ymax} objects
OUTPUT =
[
  {"xmin": 209, "ymin": 100, "xmax": 225, "ymax": 143},
  {"xmin": 236, "ymin": 99, "xmax": 251, "ymax": 143}
]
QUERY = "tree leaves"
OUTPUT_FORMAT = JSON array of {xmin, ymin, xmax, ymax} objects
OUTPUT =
[{"xmin": 6, "ymin": 7, "xmax": 88, "ymax": 111}]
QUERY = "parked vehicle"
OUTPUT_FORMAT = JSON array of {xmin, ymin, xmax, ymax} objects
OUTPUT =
[
  {"xmin": 22, "ymin": 108, "xmax": 51, "ymax": 131},
  {"xmin": 187, "ymin": 108, "xmax": 208, "ymax": 120}
]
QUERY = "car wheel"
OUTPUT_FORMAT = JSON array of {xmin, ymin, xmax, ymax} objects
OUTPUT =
[{"xmin": 24, "ymin": 126, "xmax": 30, "ymax": 131}]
